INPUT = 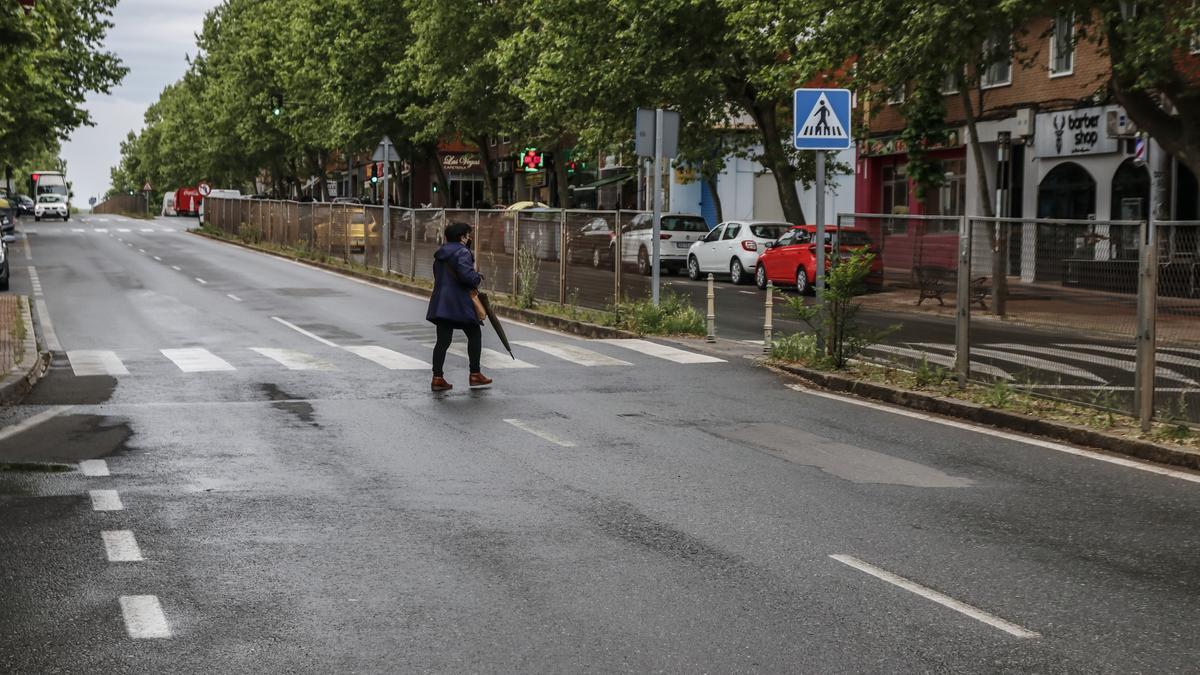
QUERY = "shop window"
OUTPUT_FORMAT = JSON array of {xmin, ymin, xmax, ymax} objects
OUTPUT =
[
  {"xmin": 941, "ymin": 68, "xmax": 961, "ymax": 95},
  {"xmin": 925, "ymin": 158, "xmax": 966, "ymax": 228},
  {"xmin": 1050, "ymin": 14, "xmax": 1075, "ymax": 76},
  {"xmin": 447, "ymin": 174, "xmax": 485, "ymax": 208},
  {"xmin": 881, "ymin": 163, "xmax": 909, "ymax": 234},
  {"xmin": 981, "ymin": 36, "xmax": 1013, "ymax": 88}
]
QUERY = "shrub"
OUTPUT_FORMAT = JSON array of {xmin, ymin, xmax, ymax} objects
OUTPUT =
[
  {"xmin": 771, "ymin": 332, "xmax": 823, "ymax": 366},
  {"xmin": 609, "ymin": 291, "xmax": 705, "ymax": 336},
  {"xmin": 238, "ymin": 223, "xmax": 263, "ymax": 244},
  {"xmin": 516, "ymin": 247, "xmax": 539, "ymax": 309}
]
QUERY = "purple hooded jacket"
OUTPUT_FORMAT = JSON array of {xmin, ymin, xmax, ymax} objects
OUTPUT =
[{"xmin": 426, "ymin": 242, "xmax": 484, "ymax": 326}]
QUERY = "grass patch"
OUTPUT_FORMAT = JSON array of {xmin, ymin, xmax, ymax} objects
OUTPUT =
[
  {"xmin": 9, "ymin": 297, "xmax": 26, "ymax": 365},
  {"xmin": 607, "ymin": 291, "xmax": 705, "ymax": 336}
]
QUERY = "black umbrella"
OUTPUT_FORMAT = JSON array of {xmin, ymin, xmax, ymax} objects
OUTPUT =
[{"xmin": 476, "ymin": 292, "xmax": 514, "ymax": 359}]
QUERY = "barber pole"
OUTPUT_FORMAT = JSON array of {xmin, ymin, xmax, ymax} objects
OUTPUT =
[{"xmin": 1133, "ymin": 135, "xmax": 1147, "ymax": 167}]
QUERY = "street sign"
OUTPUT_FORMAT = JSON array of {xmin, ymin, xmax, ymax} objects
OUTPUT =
[
  {"xmin": 793, "ymin": 88, "xmax": 852, "ymax": 150},
  {"xmin": 635, "ymin": 108, "xmax": 679, "ymax": 158},
  {"xmin": 372, "ymin": 135, "xmax": 401, "ymax": 162},
  {"xmin": 142, "ymin": 181, "xmax": 152, "ymax": 192},
  {"xmin": 198, "ymin": 182, "xmax": 212, "ymax": 196},
  {"xmin": 88, "ymin": 196, "xmax": 96, "ymax": 206}
]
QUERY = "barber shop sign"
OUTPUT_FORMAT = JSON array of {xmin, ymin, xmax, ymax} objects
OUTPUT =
[{"xmin": 1035, "ymin": 105, "xmax": 1120, "ymax": 157}]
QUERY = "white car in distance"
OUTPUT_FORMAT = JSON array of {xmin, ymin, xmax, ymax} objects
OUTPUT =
[
  {"xmin": 687, "ymin": 220, "xmax": 792, "ymax": 284},
  {"xmin": 619, "ymin": 212, "xmax": 710, "ymax": 275},
  {"xmin": 34, "ymin": 194, "xmax": 69, "ymax": 221}
]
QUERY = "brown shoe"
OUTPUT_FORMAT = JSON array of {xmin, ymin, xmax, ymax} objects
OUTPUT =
[
  {"xmin": 469, "ymin": 372, "xmax": 493, "ymax": 389},
  {"xmin": 431, "ymin": 376, "xmax": 453, "ymax": 392}
]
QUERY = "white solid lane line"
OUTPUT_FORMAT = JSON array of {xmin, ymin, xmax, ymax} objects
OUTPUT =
[
  {"xmin": 343, "ymin": 345, "xmax": 428, "ymax": 369},
  {"xmin": 787, "ymin": 384, "xmax": 1200, "ymax": 484},
  {"xmin": 78, "ymin": 459, "xmax": 110, "ymax": 477},
  {"xmin": 250, "ymin": 347, "xmax": 336, "ymax": 371},
  {"xmin": 593, "ymin": 338, "xmax": 726, "ymax": 364},
  {"xmin": 426, "ymin": 343, "xmax": 536, "ymax": 369},
  {"xmin": 504, "ymin": 419, "xmax": 576, "ymax": 447},
  {"xmin": 195, "ymin": 277, "xmax": 208, "ymax": 285},
  {"xmin": 271, "ymin": 316, "xmax": 339, "ymax": 347},
  {"xmin": 0, "ymin": 406, "xmax": 72, "ymax": 443},
  {"xmin": 119, "ymin": 595, "xmax": 171, "ymax": 639},
  {"xmin": 101, "ymin": 530, "xmax": 144, "ymax": 562},
  {"xmin": 22, "ymin": 235, "xmax": 31, "ymax": 260},
  {"xmin": 160, "ymin": 348, "xmax": 236, "ymax": 373},
  {"xmin": 226, "ymin": 294, "xmax": 242, "ymax": 302},
  {"xmin": 513, "ymin": 341, "xmax": 633, "ymax": 366},
  {"xmin": 831, "ymin": 554, "xmax": 1039, "ymax": 639},
  {"xmin": 68, "ymin": 350, "xmax": 129, "ymax": 376},
  {"xmin": 89, "ymin": 489, "xmax": 124, "ymax": 511},
  {"xmin": 34, "ymin": 299, "xmax": 62, "ymax": 351}
]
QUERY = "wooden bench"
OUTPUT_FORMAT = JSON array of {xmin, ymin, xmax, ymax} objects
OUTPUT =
[{"xmin": 915, "ymin": 266, "xmax": 990, "ymax": 309}]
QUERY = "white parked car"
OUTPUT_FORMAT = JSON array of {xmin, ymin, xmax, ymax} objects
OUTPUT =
[
  {"xmin": 34, "ymin": 194, "xmax": 69, "ymax": 221},
  {"xmin": 619, "ymin": 212, "xmax": 710, "ymax": 275},
  {"xmin": 686, "ymin": 220, "xmax": 792, "ymax": 284}
]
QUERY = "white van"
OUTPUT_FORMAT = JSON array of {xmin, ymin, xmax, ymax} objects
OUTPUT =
[
  {"xmin": 197, "ymin": 189, "xmax": 242, "ymax": 222},
  {"xmin": 161, "ymin": 192, "xmax": 177, "ymax": 217}
]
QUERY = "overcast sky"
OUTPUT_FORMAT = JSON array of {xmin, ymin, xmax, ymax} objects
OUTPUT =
[{"xmin": 62, "ymin": 0, "xmax": 220, "ymax": 206}]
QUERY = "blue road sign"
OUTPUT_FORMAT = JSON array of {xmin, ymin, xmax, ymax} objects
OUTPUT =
[{"xmin": 793, "ymin": 88, "xmax": 852, "ymax": 151}]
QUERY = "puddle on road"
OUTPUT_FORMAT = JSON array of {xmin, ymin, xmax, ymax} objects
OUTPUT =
[
  {"xmin": 257, "ymin": 382, "xmax": 321, "ymax": 428},
  {"xmin": 710, "ymin": 423, "xmax": 975, "ymax": 488}
]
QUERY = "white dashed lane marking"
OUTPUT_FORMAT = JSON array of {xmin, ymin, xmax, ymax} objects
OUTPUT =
[
  {"xmin": 101, "ymin": 530, "xmax": 144, "ymax": 562},
  {"xmin": 119, "ymin": 596, "xmax": 171, "ymax": 639},
  {"xmin": 79, "ymin": 459, "xmax": 110, "ymax": 476},
  {"xmin": 89, "ymin": 489, "xmax": 124, "ymax": 511}
]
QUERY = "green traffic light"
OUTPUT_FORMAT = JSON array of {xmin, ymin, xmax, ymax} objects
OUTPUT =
[
  {"xmin": 272, "ymin": 107, "xmax": 281, "ymax": 116},
  {"xmin": 370, "ymin": 176, "xmax": 378, "ymax": 184}
]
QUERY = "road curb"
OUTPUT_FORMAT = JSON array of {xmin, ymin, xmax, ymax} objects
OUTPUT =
[
  {"xmin": 769, "ymin": 361, "xmax": 1200, "ymax": 473},
  {"xmin": 0, "ymin": 297, "xmax": 51, "ymax": 405},
  {"xmin": 190, "ymin": 230, "xmax": 641, "ymax": 341}
]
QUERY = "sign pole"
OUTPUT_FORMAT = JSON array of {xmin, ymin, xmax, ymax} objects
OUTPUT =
[
  {"xmin": 383, "ymin": 139, "xmax": 391, "ymax": 274},
  {"xmin": 652, "ymin": 108, "xmax": 664, "ymax": 306},
  {"xmin": 814, "ymin": 151, "xmax": 826, "ymax": 295}
]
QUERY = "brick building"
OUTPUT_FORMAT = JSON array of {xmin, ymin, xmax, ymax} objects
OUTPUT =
[{"xmin": 856, "ymin": 14, "xmax": 1199, "ymax": 283}]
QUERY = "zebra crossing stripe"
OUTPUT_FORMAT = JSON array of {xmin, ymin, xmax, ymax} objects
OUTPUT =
[
  {"xmin": 250, "ymin": 347, "xmax": 336, "ymax": 371},
  {"xmin": 513, "ymin": 341, "xmax": 632, "ymax": 366},
  {"xmin": 160, "ymin": 348, "xmax": 236, "ymax": 373},
  {"xmin": 343, "ymin": 345, "xmax": 429, "ymax": 370},
  {"xmin": 916, "ymin": 344, "xmax": 1105, "ymax": 384},
  {"xmin": 593, "ymin": 338, "xmax": 725, "ymax": 364},
  {"xmin": 1058, "ymin": 343, "xmax": 1200, "ymax": 372},
  {"xmin": 67, "ymin": 350, "xmax": 130, "ymax": 376},
  {"xmin": 993, "ymin": 343, "xmax": 1196, "ymax": 385},
  {"xmin": 424, "ymin": 344, "xmax": 536, "ymax": 369},
  {"xmin": 866, "ymin": 345, "xmax": 1012, "ymax": 381}
]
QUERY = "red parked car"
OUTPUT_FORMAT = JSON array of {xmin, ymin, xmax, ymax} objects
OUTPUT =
[{"xmin": 755, "ymin": 225, "xmax": 884, "ymax": 294}]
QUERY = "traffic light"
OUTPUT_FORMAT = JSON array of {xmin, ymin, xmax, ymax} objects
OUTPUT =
[
  {"xmin": 269, "ymin": 93, "xmax": 283, "ymax": 116},
  {"xmin": 371, "ymin": 175, "xmax": 378, "ymax": 184},
  {"xmin": 431, "ymin": 183, "xmax": 439, "ymax": 193}
]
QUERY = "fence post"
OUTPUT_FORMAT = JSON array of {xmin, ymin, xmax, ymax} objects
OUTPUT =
[
  {"xmin": 955, "ymin": 215, "xmax": 971, "ymax": 388},
  {"xmin": 614, "ymin": 211, "xmax": 622, "ymax": 303},
  {"xmin": 512, "ymin": 213, "xmax": 521, "ymax": 298},
  {"xmin": 558, "ymin": 210, "xmax": 568, "ymax": 304},
  {"xmin": 1134, "ymin": 219, "xmax": 1159, "ymax": 430},
  {"xmin": 409, "ymin": 210, "xmax": 417, "ymax": 278}
]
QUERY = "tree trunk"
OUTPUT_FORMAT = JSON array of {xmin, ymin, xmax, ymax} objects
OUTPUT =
[
  {"xmin": 959, "ymin": 87, "xmax": 1007, "ymax": 315},
  {"xmin": 552, "ymin": 140, "xmax": 573, "ymax": 209},
  {"xmin": 704, "ymin": 173, "xmax": 723, "ymax": 224},
  {"xmin": 745, "ymin": 101, "xmax": 806, "ymax": 224},
  {"xmin": 469, "ymin": 134, "xmax": 497, "ymax": 206},
  {"xmin": 311, "ymin": 149, "xmax": 329, "ymax": 202}
]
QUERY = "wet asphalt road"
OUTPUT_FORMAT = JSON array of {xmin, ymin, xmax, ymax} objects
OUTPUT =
[{"xmin": 2, "ymin": 213, "xmax": 1200, "ymax": 672}]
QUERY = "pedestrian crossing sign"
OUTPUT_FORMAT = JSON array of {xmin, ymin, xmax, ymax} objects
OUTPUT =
[{"xmin": 793, "ymin": 88, "xmax": 852, "ymax": 150}]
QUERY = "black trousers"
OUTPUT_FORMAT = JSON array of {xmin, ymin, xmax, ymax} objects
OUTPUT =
[{"xmin": 432, "ymin": 322, "xmax": 482, "ymax": 376}]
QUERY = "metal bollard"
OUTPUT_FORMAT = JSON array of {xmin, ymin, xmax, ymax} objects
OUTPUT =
[
  {"xmin": 763, "ymin": 281, "xmax": 773, "ymax": 356},
  {"xmin": 705, "ymin": 273, "xmax": 716, "ymax": 343}
]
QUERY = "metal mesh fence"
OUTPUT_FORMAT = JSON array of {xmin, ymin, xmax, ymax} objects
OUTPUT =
[{"xmin": 199, "ymin": 200, "xmax": 678, "ymax": 310}]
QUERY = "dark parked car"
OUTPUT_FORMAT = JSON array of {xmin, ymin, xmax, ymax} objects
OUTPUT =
[
  {"xmin": 9, "ymin": 194, "xmax": 34, "ymax": 217},
  {"xmin": 566, "ymin": 217, "xmax": 616, "ymax": 268},
  {"xmin": 0, "ymin": 233, "xmax": 15, "ymax": 291},
  {"xmin": 0, "ymin": 198, "xmax": 15, "ymax": 234}
]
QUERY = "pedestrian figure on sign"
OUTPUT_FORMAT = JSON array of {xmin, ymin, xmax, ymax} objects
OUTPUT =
[
  {"xmin": 427, "ymin": 222, "xmax": 492, "ymax": 391},
  {"xmin": 814, "ymin": 100, "xmax": 831, "ymax": 135}
]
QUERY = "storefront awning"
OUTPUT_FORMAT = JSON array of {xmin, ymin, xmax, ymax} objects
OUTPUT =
[{"xmin": 570, "ymin": 172, "xmax": 634, "ymax": 191}]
